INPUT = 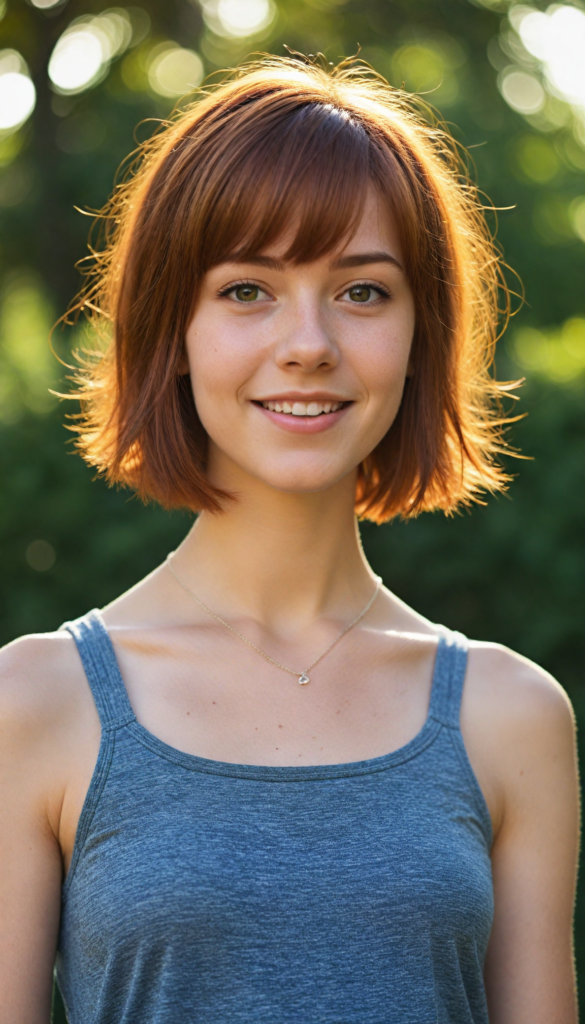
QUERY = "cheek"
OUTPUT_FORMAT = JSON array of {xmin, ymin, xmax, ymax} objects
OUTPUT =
[
  {"xmin": 351, "ymin": 317, "xmax": 415, "ymax": 450},
  {"xmin": 185, "ymin": 321, "xmax": 255, "ymax": 413},
  {"xmin": 358, "ymin": 322, "xmax": 414, "ymax": 407}
]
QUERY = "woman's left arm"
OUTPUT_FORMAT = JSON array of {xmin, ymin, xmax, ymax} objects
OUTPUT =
[{"xmin": 466, "ymin": 646, "xmax": 580, "ymax": 1024}]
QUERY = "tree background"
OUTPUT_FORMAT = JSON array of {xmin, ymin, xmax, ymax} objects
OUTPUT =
[{"xmin": 0, "ymin": 0, "xmax": 584, "ymax": 1018}]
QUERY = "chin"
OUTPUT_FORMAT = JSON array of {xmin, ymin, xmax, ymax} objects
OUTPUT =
[
  {"xmin": 250, "ymin": 460, "xmax": 354, "ymax": 496},
  {"xmin": 208, "ymin": 445, "xmax": 360, "ymax": 497}
]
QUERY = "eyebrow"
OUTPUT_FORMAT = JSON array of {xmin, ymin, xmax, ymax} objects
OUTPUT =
[
  {"xmin": 226, "ymin": 251, "xmax": 404, "ymax": 273},
  {"xmin": 331, "ymin": 251, "xmax": 403, "ymax": 272}
]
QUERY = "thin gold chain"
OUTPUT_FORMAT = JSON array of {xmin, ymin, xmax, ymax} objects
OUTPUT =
[{"xmin": 166, "ymin": 553, "xmax": 382, "ymax": 684}]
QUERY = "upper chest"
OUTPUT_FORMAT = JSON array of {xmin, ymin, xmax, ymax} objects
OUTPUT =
[
  {"xmin": 108, "ymin": 623, "xmax": 439, "ymax": 766},
  {"xmin": 56, "ymin": 623, "xmax": 502, "ymax": 872}
]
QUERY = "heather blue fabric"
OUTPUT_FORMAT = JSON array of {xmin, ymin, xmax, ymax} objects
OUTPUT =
[{"xmin": 56, "ymin": 609, "xmax": 493, "ymax": 1024}]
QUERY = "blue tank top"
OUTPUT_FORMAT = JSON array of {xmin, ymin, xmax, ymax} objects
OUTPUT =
[{"xmin": 56, "ymin": 609, "xmax": 493, "ymax": 1024}]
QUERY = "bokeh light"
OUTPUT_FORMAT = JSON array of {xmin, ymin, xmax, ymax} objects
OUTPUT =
[
  {"xmin": 0, "ymin": 50, "xmax": 36, "ymax": 131},
  {"xmin": 49, "ymin": 30, "xmax": 103, "ymax": 93},
  {"xmin": 0, "ymin": 271, "xmax": 55, "ymax": 423},
  {"xmin": 200, "ymin": 0, "xmax": 276, "ymax": 39},
  {"xmin": 391, "ymin": 42, "xmax": 462, "ymax": 105},
  {"xmin": 511, "ymin": 318, "xmax": 585, "ymax": 383},
  {"xmin": 498, "ymin": 68, "xmax": 544, "ymax": 114},
  {"xmin": 570, "ymin": 198, "xmax": 585, "ymax": 243},
  {"xmin": 29, "ymin": 0, "xmax": 64, "ymax": 8},
  {"xmin": 48, "ymin": 9, "xmax": 133, "ymax": 95},
  {"xmin": 25, "ymin": 539, "xmax": 56, "ymax": 572},
  {"xmin": 148, "ymin": 46, "xmax": 204, "ymax": 98},
  {"xmin": 508, "ymin": 4, "xmax": 585, "ymax": 118},
  {"xmin": 514, "ymin": 134, "xmax": 559, "ymax": 183}
]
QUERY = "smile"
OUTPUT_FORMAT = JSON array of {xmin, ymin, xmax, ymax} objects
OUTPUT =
[
  {"xmin": 259, "ymin": 400, "xmax": 346, "ymax": 416},
  {"xmin": 253, "ymin": 398, "xmax": 351, "ymax": 434}
]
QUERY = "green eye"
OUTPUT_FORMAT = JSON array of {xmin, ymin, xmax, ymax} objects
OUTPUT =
[
  {"xmin": 234, "ymin": 284, "xmax": 259, "ymax": 302},
  {"xmin": 348, "ymin": 285, "xmax": 372, "ymax": 303}
]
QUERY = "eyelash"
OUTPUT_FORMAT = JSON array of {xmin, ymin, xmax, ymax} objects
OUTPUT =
[
  {"xmin": 347, "ymin": 281, "xmax": 391, "ymax": 302},
  {"xmin": 217, "ymin": 279, "xmax": 392, "ymax": 302},
  {"xmin": 217, "ymin": 278, "xmax": 259, "ymax": 298}
]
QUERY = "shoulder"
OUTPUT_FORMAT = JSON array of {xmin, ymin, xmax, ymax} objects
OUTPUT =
[
  {"xmin": 0, "ymin": 629, "xmax": 94, "ymax": 768},
  {"xmin": 0, "ymin": 628, "xmax": 84, "ymax": 707},
  {"xmin": 465, "ymin": 640, "xmax": 574, "ymax": 736},
  {"xmin": 461, "ymin": 641, "xmax": 576, "ymax": 836}
]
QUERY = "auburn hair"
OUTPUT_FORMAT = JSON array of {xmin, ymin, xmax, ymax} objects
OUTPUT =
[{"xmin": 66, "ymin": 54, "xmax": 516, "ymax": 523}]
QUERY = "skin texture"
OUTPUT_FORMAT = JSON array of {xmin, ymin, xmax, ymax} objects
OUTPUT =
[{"xmin": 0, "ymin": 192, "xmax": 579, "ymax": 1023}]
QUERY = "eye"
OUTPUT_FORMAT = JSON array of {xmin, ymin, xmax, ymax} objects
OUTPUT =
[
  {"xmin": 219, "ymin": 281, "xmax": 269, "ymax": 303},
  {"xmin": 342, "ymin": 283, "xmax": 389, "ymax": 304},
  {"xmin": 234, "ymin": 284, "xmax": 260, "ymax": 302}
]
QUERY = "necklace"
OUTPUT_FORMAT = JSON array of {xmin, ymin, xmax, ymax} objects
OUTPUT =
[{"xmin": 166, "ymin": 553, "xmax": 382, "ymax": 685}]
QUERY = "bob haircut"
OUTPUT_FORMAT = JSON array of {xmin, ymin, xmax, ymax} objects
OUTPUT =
[{"xmin": 68, "ymin": 55, "xmax": 515, "ymax": 523}]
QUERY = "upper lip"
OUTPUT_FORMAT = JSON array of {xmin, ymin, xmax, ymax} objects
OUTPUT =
[{"xmin": 253, "ymin": 393, "xmax": 352, "ymax": 403}]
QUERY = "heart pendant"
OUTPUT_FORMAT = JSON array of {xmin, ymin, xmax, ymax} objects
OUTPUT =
[{"xmin": 298, "ymin": 673, "xmax": 310, "ymax": 685}]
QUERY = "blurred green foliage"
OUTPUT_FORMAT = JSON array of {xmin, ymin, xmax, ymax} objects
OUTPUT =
[{"xmin": 0, "ymin": 0, "xmax": 584, "ymax": 1020}]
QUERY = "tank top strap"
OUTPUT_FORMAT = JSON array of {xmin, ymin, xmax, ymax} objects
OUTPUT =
[
  {"xmin": 61, "ymin": 609, "xmax": 136, "ymax": 732},
  {"xmin": 427, "ymin": 626, "xmax": 469, "ymax": 730}
]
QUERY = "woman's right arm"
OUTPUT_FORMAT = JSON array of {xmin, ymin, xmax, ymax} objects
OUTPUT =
[{"xmin": 0, "ymin": 635, "xmax": 75, "ymax": 1023}]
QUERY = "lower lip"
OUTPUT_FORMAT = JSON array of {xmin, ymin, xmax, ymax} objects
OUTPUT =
[{"xmin": 254, "ymin": 403, "xmax": 351, "ymax": 433}]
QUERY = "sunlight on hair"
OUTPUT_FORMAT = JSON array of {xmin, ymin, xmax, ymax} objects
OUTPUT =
[
  {"xmin": 505, "ymin": 4, "xmax": 585, "ymax": 125},
  {"xmin": 511, "ymin": 318, "xmax": 585, "ymax": 384},
  {"xmin": 0, "ymin": 50, "xmax": 36, "ymax": 132},
  {"xmin": 48, "ymin": 9, "xmax": 133, "ymax": 95},
  {"xmin": 148, "ymin": 46, "xmax": 204, "ymax": 98},
  {"xmin": 199, "ymin": 0, "xmax": 276, "ymax": 39}
]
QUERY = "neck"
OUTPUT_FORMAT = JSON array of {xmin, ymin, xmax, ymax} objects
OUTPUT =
[{"xmin": 174, "ymin": 472, "xmax": 375, "ymax": 632}]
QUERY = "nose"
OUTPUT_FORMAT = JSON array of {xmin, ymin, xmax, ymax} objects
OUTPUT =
[{"xmin": 274, "ymin": 295, "xmax": 340, "ymax": 373}]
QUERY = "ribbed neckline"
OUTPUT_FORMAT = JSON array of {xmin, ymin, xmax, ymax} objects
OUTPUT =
[{"xmin": 126, "ymin": 714, "xmax": 444, "ymax": 781}]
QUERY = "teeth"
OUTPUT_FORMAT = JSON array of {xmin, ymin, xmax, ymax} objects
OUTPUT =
[{"xmin": 261, "ymin": 400, "xmax": 344, "ymax": 415}]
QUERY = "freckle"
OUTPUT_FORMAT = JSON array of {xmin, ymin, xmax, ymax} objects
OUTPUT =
[
  {"xmin": 212, "ymin": 701, "xmax": 216, "ymax": 705},
  {"xmin": 186, "ymin": 711, "xmax": 190, "ymax": 715},
  {"xmin": 278, "ymin": 724, "xmax": 283, "ymax": 728},
  {"xmin": 255, "ymin": 726, "xmax": 258, "ymax": 730},
  {"xmin": 336, "ymin": 710, "xmax": 341, "ymax": 715},
  {"xmin": 275, "ymin": 747, "xmax": 279, "ymax": 750}
]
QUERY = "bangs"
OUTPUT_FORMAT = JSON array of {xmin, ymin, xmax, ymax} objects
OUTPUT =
[{"xmin": 196, "ymin": 101, "xmax": 373, "ymax": 268}]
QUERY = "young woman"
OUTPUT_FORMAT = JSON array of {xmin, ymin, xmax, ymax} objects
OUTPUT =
[{"xmin": 0, "ymin": 56, "xmax": 579, "ymax": 1024}]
